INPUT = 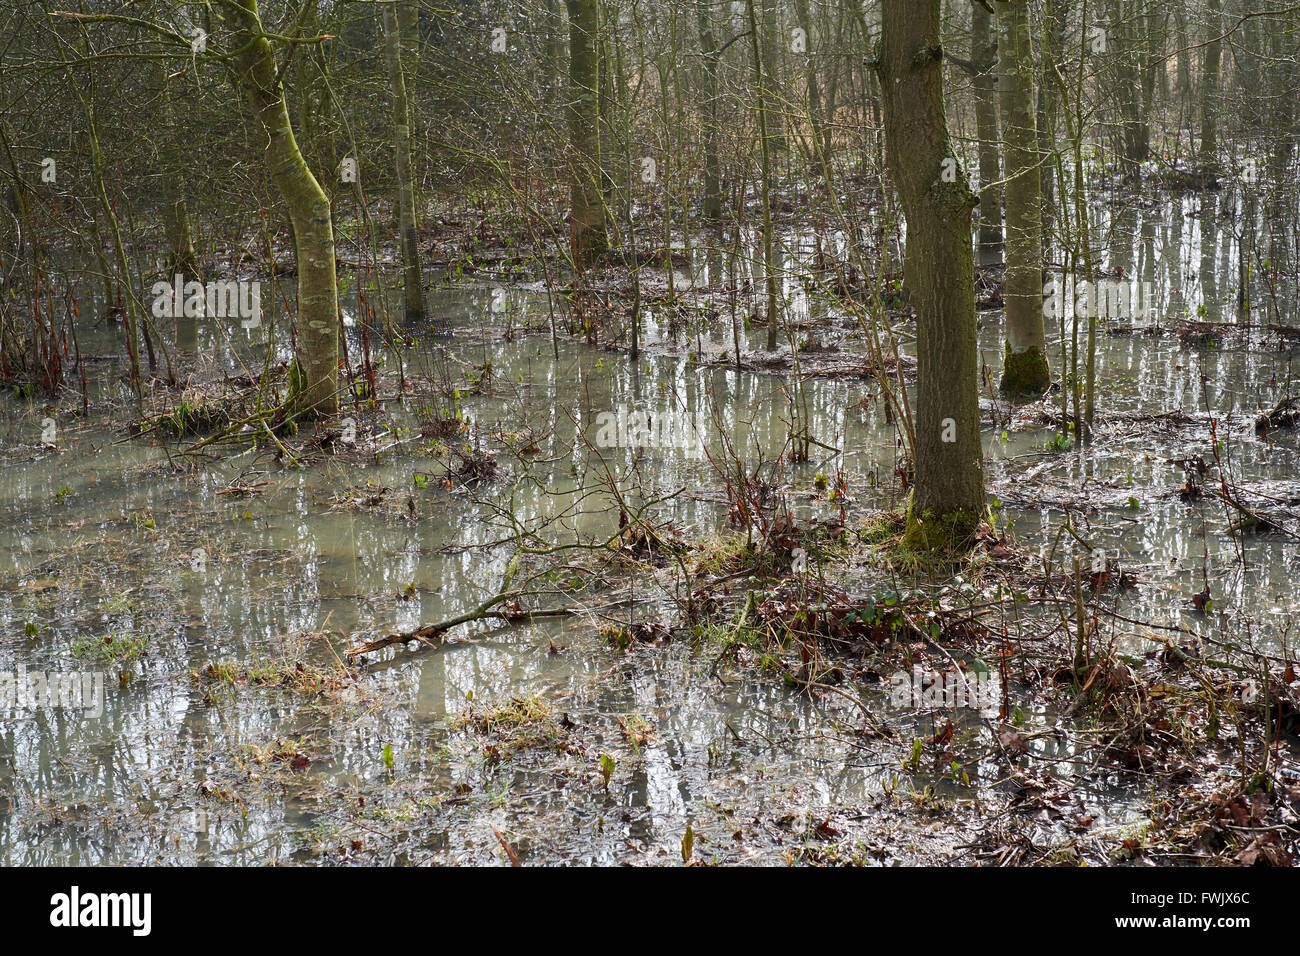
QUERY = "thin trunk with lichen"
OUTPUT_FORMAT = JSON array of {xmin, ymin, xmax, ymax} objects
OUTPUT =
[
  {"xmin": 224, "ymin": 0, "xmax": 338, "ymax": 416},
  {"xmin": 746, "ymin": 0, "xmax": 779, "ymax": 351}
]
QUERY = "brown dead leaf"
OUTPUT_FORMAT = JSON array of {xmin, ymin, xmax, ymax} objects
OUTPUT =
[{"xmin": 999, "ymin": 729, "xmax": 1029, "ymax": 754}]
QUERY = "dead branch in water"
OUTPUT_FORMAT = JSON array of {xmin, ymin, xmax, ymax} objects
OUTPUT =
[
  {"xmin": 344, "ymin": 593, "xmax": 571, "ymax": 659},
  {"xmin": 1255, "ymin": 396, "xmax": 1300, "ymax": 436}
]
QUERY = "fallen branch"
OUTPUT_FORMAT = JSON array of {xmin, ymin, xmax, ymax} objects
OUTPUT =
[
  {"xmin": 344, "ymin": 593, "xmax": 571, "ymax": 658},
  {"xmin": 1216, "ymin": 490, "xmax": 1294, "ymax": 539}
]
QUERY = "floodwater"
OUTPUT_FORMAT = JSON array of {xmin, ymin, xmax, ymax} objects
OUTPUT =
[{"xmin": 1, "ymin": 184, "xmax": 1297, "ymax": 864}]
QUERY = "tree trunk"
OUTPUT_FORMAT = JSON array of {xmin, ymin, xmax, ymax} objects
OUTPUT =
[
  {"xmin": 1037, "ymin": 0, "xmax": 1066, "ymax": 254},
  {"xmin": 225, "ymin": 0, "xmax": 338, "ymax": 416},
  {"xmin": 565, "ymin": 0, "xmax": 608, "ymax": 264},
  {"xmin": 157, "ymin": 62, "xmax": 197, "ymax": 278},
  {"xmin": 547, "ymin": 0, "xmax": 568, "ymax": 108},
  {"xmin": 877, "ymin": 0, "xmax": 985, "ymax": 546},
  {"xmin": 971, "ymin": 1, "xmax": 1001, "ymax": 254},
  {"xmin": 1174, "ymin": 4, "xmax": 1190, "ymax": 96},
  {"xmin": 746, "ymin": 0, "xmax": 780, "ymax": 351},
  {"xmin": 162, "ymin": 195, "xmax": 196, "ymax": 277},
  {"xmin": 382, "ymin": 2, "xmax": 425, "ymax": 323},
  {"xmin": 598, "ymin": 1, "xmax": 619, "ymax": 209},
  {"xmin": 1197, "ymin": 0, "xmax": 1221, "ymax": 176},
  {"xmin": 998, "ymin": 0, "xmax": 1050, "ymax": 396},
  {"xmin": 1110, "ymin": 0, "xmax": 1151, "ymax": 176},
  {"xmin": 695, "ymin": 0, "xmax": 722, "ymax": 224},
  {"xmin": 759, "ymin": 0, "xmax": 786, "ymax": 157},
  {"xmin": 398, "ymin": 1, "xmax": 422, "ymax": 223}
]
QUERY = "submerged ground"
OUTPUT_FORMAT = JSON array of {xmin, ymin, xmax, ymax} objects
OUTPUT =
[{"xmin": 2, "ymin": 186, "xmax": 1299, "ymax": 865}]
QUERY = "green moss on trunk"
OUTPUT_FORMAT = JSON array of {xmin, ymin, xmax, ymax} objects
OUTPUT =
[
  {"xmin": 902, "ymin": 504, "xmax": 981, "ymax": 552},
  {"xmin": 1000, "ymin": 343, "xmax": 1051, "ymax": 398}
]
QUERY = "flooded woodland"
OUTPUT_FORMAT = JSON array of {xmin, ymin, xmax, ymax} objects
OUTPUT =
[{"xmin": 2, "ymin": 0, "xmax": 1299, "ymax": 869}]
